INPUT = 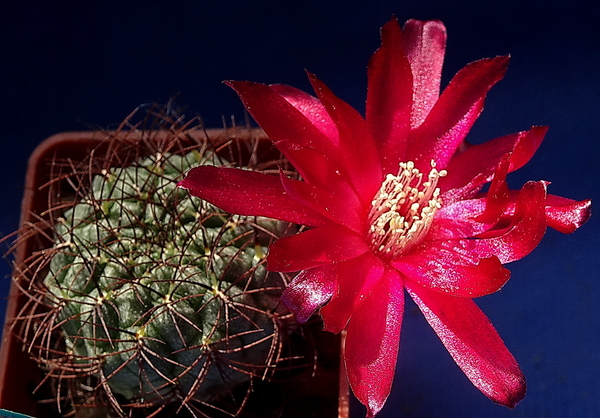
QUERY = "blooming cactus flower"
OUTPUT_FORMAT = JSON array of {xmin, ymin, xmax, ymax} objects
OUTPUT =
[{"xmin": 179, "ymin": 17, "xmax": 591, "ymax": 417}]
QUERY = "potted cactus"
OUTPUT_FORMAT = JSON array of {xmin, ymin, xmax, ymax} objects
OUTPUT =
[{"xmin": 0, "ymin": 107, "xmax": 348, "ymax": 418}]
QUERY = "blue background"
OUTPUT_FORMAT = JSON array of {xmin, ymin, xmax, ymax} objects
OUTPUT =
[{"xmin": 1, "ymin": 1, "xmax": 598, "ymax": 417}]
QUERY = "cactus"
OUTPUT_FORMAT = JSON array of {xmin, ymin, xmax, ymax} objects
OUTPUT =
[
  {"xmin": 43, "ymin": 148, "xmax": 285, "ymax": 411},
  {"xmin": 3, "ymin": 109, "xmax": 343, "ymax": 418},
  {"xmin": 3, "ymin": 109, "xmax": 307, "ymax": 417}
]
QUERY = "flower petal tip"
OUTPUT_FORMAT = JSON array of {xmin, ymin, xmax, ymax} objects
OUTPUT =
[
  {"xmin": 176, "ymin": 178, "xmax": 189, "ymax": 190},
  {"xmin": 498, "ymin": 376, "xmax": 526, "ymax": 409},
  {"xmin": 546, "ymin": 198, "xmax": 592, "ymax": 234},
  {"xmin": 223, "ymin": 79, "xmax": 256, "ymax": 93},
  {"xmin": 280, "ymin": 267, "xmax": 336, "ymax": 323}
]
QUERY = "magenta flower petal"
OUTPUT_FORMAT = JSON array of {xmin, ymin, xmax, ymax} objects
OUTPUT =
[
  {"xmin": 345, "ymin": 268, "xmax": 404, "ymax": 418},
  {"xmin": 407, "ymin": 285, "xmax": 526, "ymax": 408},
  {"xmin": 279, "ymin": 170, "xmax": 364, "ymax": 232},
  {"xmin": 407, "ymin": 56, "xmax": 510, "ymax": 169},
  {"xmin": 308, "ymin": 72, "xmax": 383, "ymax": 203},
  {"xmin": 281, "ymin": 265, "xmax": 337, "ymax": 323},
  {"xmin": 474, "ymin": 154, "xmax": 511, "ymax": 224},
  {"xmin": 178, "ymin": 165, "xmax": 329, "ymax": 226},
  {"xmin": 393, "ymin": 240, "xmax": 510, "ymax": 298},
  {"xmin": 225, "ymin": 80, "xmax": 338, "ymax": 154},
  {"xmin": 366, "ymin": 17, "xmax": 413, "ymax": 172},
  {"xmin": 401, "ymin": 19, "xmax": 447, "ymax": 128},
  {"xmin": 269, "ymin": 83, "xmax": 338, "ymax": 141},
  {"xmin": 439, "ymin": 184, "xmax": 591, "ymax": 240},
  {"xmin": 320, "ymin": 253, "xmax": 385, "ymax": 333},
  {"xmin": 428, "ymin": 207, "xmax": 490, "ymax": 239},
  {"xmin": 442, "ymin": 126, "xmax": 547, "ymax": 191},
  {"xmin": 545, "ymin": 196, "xmax": 592, "ymax": 233},
  {"xmin": 266, "ymin": 225, "xmax": 369, "ymax": 272},
  {"xmin": 474, "ymin": 181, "xmax": 548, "ymax": 263},
  {"xmin": 274, "ymin": 139, "xmax": 359, "ymax": 200},
  {"xmin": 225, "ymin": 80, "xmax": 342, "ymax": 189}
]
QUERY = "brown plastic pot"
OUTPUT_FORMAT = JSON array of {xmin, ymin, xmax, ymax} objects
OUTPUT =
[{"xmin": 0, "ymin": 128, "xmax": 350, "ymax": 418}]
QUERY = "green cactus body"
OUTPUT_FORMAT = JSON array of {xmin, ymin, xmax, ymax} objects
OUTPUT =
[{"xmin": 43, "ymin": 150, "xmax": 284, "ymax": 407}]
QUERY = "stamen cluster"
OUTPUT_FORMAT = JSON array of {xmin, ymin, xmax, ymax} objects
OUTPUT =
[{"xmin": 368, "ymin": 160, "xmax": 446, "ymax": 258}]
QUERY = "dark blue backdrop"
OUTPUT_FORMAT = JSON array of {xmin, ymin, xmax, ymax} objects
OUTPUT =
[{"xmin": 1, "ymin": 1, "xmax": 598, "ymax": 417}]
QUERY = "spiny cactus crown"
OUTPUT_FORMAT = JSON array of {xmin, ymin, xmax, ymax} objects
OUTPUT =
[{"xmin": 43, "ymin": 149, "xmax": 285, "ymax": 408}]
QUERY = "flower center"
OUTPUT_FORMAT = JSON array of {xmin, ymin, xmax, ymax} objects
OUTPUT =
[{"xmin": 368, "ymin": 160, "xmax": 446, "ymax": 258}]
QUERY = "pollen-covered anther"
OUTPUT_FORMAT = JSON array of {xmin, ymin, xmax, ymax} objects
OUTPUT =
[{"xmin": 368, "ymin": 160, "xmax": 446, "ymax": 258}]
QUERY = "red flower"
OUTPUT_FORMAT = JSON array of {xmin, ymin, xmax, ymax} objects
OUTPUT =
[{"xmin": 179, "ymin": 18, "xmax": 591, "ymax": 417}]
